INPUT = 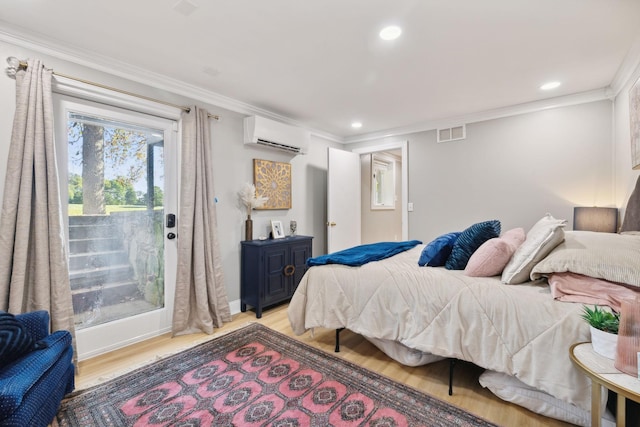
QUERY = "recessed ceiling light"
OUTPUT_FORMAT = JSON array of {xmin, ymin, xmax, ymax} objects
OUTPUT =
[
  {"xmin": 379, "ymin": 26, "xmax": 402, "ymax": 41},
  {"xmin": 351, "ymin": 122, "xmax": 363, "ymax": 129},
  {"xmin": 540, "ymin": 81, "xmax": 561, "ymax": 91}
]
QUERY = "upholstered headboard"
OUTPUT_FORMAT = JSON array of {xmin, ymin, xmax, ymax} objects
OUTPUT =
[{"xmin": 621, "ymin": 175, "xmax": 640, "ymax": 232}]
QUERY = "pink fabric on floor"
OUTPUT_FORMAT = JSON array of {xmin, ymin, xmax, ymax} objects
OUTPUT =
[{"xmin": 548, "ymin": 272, "xmax": 640, "ymax": 312}]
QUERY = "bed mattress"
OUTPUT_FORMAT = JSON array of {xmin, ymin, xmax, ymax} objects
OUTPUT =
[{"xmin": 288, "ymin": 245, "xmax": 591, "ymax": 411}]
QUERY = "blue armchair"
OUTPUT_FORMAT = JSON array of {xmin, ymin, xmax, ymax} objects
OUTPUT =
[{"xmin": 0, "ymin": 311, "xmax": 74, "ymax": 427}]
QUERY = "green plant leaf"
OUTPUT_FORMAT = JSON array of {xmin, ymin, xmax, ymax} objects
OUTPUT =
[{"xmin": 581, "ymin": 305, "xmax": 619, "ymax": 334}]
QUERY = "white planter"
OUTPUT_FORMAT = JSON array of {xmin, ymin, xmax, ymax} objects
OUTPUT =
[{"xmin": 590, "ymin": 326, "xmax": 618, "ymax": 359}]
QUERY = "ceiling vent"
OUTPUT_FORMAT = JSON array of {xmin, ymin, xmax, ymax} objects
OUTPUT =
[
  {"xmin": 437, "ymin": 125, "xmax": 466, "ymax": 143},
  {"xmin": 244, "ymin": 116, "xmax": 310, "ymax": 154}
]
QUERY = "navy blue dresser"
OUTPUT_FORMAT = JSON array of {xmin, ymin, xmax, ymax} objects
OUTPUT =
[{"xmin": 240, "ymin": 235, "xmax": 313, "ymax": 318}]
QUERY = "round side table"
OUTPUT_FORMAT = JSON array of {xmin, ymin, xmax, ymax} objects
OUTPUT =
[{"xmin": 570, "ymin": 342, "xmax": 640, "ymax": 427}]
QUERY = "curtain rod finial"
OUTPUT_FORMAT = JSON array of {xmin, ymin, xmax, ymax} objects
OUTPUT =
[{"xmin": 5, "ymin": 56, "xmax": 22, "ymax": 78}]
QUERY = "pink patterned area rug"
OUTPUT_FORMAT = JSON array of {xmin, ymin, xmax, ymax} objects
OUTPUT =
[{"xmin": 57, "ymin": 323, "xmax": 497, "ymax": 426}]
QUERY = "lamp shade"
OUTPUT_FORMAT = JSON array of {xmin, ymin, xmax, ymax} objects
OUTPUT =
[{"xmin": 573, "ymin": 207, "xmax": 618, "ymax": 233}]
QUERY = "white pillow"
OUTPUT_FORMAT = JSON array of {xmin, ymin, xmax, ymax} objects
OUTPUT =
[
  {"xmin": 501, "ymin": 214, "xmax": 566, "ymax": 284},
  {"xmin": 531, "ymin": 231, "xmax": 640, "ymax": 288}
]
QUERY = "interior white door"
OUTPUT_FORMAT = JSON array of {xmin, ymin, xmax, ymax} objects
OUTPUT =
[{"xmin": 327, "ymin": 147, "xmax": 361, "ymax": 253}]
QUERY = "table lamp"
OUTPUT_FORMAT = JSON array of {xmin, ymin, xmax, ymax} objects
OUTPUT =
[{"xmin": 573, "ymin": 207, "xmax": 618, "ymax": 233}]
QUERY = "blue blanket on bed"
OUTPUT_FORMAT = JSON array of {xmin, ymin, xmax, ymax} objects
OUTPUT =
[{"xmin": 307, "ymin": 240, "xmax": 422, "ymax": 267}]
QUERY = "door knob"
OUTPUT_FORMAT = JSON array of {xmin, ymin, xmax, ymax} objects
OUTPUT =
[
  {"xmin": 167, "ymin": 232, "xmax": 176, "ymax": 239},
  {"xmin": 327, "ymin": 222, "xmax": 337, "ymax": 227}
]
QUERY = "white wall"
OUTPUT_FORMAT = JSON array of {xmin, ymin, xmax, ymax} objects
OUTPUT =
[
  {"xmin": 351, "ymin": 100, "xmax": 615, "ymax": 242},
  {"xmin": 0, "ymin": 39, "xmax": 341, "ymax": 306}
]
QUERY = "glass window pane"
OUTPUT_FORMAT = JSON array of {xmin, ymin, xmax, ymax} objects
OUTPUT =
[{"xmin": 67, "ymin": 112, "xmax": 165, "ymax": 329}]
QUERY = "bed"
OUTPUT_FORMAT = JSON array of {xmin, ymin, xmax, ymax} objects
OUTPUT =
[{"xmin": 288, "ymin": 215, "xmax": 640, "ymax": 426}]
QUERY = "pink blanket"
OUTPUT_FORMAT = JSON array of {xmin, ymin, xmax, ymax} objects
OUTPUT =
[{"xmin": 549, "ymin": 272, "xmax": 640, "ymax": 312}]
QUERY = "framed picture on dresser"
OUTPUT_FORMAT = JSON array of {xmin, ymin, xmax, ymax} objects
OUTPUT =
[{"xmin": 271, "ymin": 220, "xmax": 285, "ymax": 239}]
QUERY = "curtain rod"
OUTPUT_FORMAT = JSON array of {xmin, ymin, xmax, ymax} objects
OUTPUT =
[{"xmin": 15, "ymin": 59, "xmax": 220, "ymax": 121}]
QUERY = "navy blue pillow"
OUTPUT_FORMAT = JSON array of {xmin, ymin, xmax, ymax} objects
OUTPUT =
[
  {"xmin": 418, "ymin": 232, "xmax": 461, "ymax": 267},
  {"xmin": 445, "ymin": 220, "xmax": 501, "ymax": 270},
  {"xmin": 0, "ymin": 311, "xmax": 36, "ymax": 366}
]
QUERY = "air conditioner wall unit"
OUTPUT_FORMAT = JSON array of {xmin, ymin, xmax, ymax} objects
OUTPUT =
[{"xmin": 243, "ymin": 116, "xmax": 310, "ymax": 154}]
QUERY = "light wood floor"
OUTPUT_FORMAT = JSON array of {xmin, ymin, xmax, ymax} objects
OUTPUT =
[{"xmin": 76, "ymin": 304, "xmax": 572, "ymax": 427}]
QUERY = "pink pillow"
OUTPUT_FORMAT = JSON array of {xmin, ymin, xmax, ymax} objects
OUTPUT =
[
  {"xmin": 501, "ymin": 227, "xmax": 526, "ymax": 248},
  {"xmin": 465, "ymin": 228, "xmax": 525, "ymax": 277}
]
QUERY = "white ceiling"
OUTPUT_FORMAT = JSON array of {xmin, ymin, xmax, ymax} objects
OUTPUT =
[{"xmin": 1, "ymin": 0, "xmax": 640, "ymax": 142}]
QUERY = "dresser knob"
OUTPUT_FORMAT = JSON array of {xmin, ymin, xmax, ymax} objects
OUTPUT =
[{"xmin": 283, "ymin": 265, "xmax": 295, "ymax": 276}]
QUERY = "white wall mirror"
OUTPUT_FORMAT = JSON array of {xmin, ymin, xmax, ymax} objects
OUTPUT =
[{"xmin": 371, "ymin": 153, "xmax": 396, "ymax": 210}]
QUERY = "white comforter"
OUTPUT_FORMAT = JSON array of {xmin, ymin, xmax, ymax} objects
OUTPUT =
[{"xmin": 288, "ymin": 245, "xmax": 591, "ymax": 411}]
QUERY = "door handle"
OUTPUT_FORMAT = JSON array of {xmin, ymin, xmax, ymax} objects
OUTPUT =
[
  {"xmin": 166, "ymin": 213, "xmax": 176, "ymax": 228},
  {"xmin": 326, "ymin": 222, "xmax": 336, "ymax": 227}
]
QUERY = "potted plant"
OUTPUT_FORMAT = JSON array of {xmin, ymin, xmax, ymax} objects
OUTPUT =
[{"xmin": 581, "ymin": 305, "xmax": 619, "ymax": 359}]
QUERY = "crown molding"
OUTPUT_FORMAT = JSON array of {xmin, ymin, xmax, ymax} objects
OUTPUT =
[
  {"xmin": 610, "ymin": 33, "xmax": 640, "ymax": 96},
  {"xmin": 343, "ymin": 88, "xmax": 612, "ymax": 144},
  {"xmin": 0, "ymin": 23, "xmax": 343, "ymax": 142},
  {"xmin": 0, "ymin": 24, "xmax": 249, "ymax": 113},
  {"xmin": 0, "ymin": 22, "xmax": 621, "ymax": 146}
]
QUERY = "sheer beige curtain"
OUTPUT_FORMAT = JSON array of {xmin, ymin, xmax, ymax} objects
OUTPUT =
[
  {"xmin": 0, "ymin": 58, "xmax": 75, "ymax": 339},
  {"xmin": 173, "ymin": 106, "xmax": 231, "ymax": 335}
]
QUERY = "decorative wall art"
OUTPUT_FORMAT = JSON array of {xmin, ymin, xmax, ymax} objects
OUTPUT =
[
  {"xmin": 630, "ymin": 76, "xmax": 640, "ymax": 170},
  {"xmin": 253, "ymin": 159, "xmax": 292, "ymax": 209}
]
